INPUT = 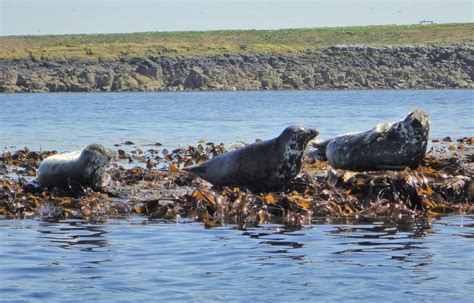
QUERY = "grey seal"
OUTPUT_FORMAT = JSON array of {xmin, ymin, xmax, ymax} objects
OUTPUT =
[
  {"xmin": 312, "ymin": 110, "xmax": 430, "ymax": 171},
  {"xmin": 183, "ymin": 125, "xmax": 318, "ymax": 191},
  {"xmin": 37, "ymin": 144, "xmax": 116, "ymax": 189}
]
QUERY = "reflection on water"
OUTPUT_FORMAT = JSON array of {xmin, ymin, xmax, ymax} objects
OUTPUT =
[
  {"xmin": 1, "ymin": 216, "xmax": 473, "ymax": 302},
  {"xmin": 37, "ymin": 220, "xmax": 109, "ymax": 252}
]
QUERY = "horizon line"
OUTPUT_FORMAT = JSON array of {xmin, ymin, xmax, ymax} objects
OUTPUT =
[{"xmin": 1, "ymin": 22, "xmax": 472, "ymax": 39}]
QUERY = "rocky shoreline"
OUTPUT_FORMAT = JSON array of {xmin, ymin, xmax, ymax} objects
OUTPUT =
[{"xmin": 1, "ymin": 44, "xmax": 473, "ymax": 93}]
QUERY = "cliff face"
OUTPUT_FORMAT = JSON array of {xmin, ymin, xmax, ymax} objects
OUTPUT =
[{"xmin": 1, "ymin": 45, "xmax": 473, "ymax": 93}]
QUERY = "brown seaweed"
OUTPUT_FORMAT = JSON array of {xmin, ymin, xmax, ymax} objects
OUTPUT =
[{"xmin": 1, "ymin": 139, "xmax": 472, "ymax": 226}]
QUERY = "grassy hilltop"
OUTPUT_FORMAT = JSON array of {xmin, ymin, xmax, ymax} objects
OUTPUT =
[{"xmin": 1, "ymin": 23, "xmax": 473, "ymax": 61}]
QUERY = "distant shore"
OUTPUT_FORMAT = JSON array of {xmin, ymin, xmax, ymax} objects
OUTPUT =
[
  {"xmin": 1, "ymin": 44, "xmax": 473, "ymax": 93},
  {"xmin": 1, "ymin": 24, "xmax": 473, "ymax": 93}
]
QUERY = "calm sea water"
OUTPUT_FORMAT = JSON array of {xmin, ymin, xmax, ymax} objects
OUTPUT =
[
  {"xmin": 0, "ymin": 90, "xmax": 472, "ymax": 151},
  {"xmin": 1, "ymin": 90, "xmax": 473, "ymax": 302},
  {"xmin": 0, "ymin": 216, "xmax": 473, "ymax": 302}
]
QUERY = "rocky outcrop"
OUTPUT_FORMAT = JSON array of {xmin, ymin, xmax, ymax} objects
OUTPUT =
[{"xmin": 1, "ymin": 45, "xmax": 473, "ymax": 93}]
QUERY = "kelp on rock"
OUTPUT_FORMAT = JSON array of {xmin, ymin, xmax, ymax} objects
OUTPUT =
[{"xmin": 1, "ymin": 139, "xmax": 473, "ymax": 225}]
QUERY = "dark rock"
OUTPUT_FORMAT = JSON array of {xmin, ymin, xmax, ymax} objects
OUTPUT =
[
  {"xmin": 136, "ymin": 60, "xmax": 162, "ymax": 79},
  {"xmin": 443, "ymin": 136, "xmax": 453, "ymax": 142},
  {"xmin": 68, "ymin": 82, "xmax": 91, "ymax": 92},
  {"xmin": 184, "ymin": 68, "xmax": 208, "ymax": 89},
  {"xmin": 0, "ymin": 45, "xmax": 473, "ymax": 93}
]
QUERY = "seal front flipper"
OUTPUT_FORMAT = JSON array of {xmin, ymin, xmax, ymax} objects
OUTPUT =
[
  {"xmin": 363, "ymin": 123, "xmax": 391, "ymax": 144},
  {"xmin": 182, "ymin": 162, "xmax": 208, "ymax": 179}
]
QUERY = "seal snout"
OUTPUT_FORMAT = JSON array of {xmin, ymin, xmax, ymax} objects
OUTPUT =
[
  {"xmin": 281, "ymin": 125, "xmax": 319, "ymax": 142},
  {"xmin": 405, "ymin": 110, "xmax": 430, "ymax": 130},
  {"xmin": 305, "ymin": 127, "xmax": 319, "ymax": 140},
  {"xmin": 83, "ymin": 143, "xmax": 117, "ymax": 161},
  {"xmin": 296, "ymin": 126, "xmax": 319, "ymax": 143}
]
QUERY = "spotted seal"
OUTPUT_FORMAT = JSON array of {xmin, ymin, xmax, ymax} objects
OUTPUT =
[
  {"xmin": 312, "ymin": 110, "xmax": 430, "ymax": 171},
  {"xmin": 37, "ymin": 144, "xmax": 116, "ymax": 189},
  {"xmin": 183, "ymin": 125, "xmax": 318, "ymax": 191}
]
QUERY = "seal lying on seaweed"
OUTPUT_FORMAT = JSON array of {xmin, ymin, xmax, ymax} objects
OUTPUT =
[
  {"xmin": 37, "ymin": 144, "xmax": 116, "ymax": 190},
  {"xmin": 183, "ymin": 125, "xmax": 318, "ymax": 191},
  {"xmin": 312, "ymin": 110, "xmax": 430, "ymax": 171}
]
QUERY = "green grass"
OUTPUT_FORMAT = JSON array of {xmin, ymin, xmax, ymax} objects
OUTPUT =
[{"xmin": 1, "ymin": 23, "xmax": 473, "ymax": 60}]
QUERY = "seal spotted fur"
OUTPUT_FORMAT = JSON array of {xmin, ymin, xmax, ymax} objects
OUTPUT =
[
  {"xmin": 184, "ymin": 125, "xmax": 318, "ymax": 191},
  {"xmin": 313, "ymin": 110, "xmax": 430, "ymax": 171},
  {"xmin": 37, "ymin": 144, "xmax": 116, "ymax": 189}
]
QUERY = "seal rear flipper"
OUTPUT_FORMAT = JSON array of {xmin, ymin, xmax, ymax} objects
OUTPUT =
[{"xmin": 309, "ymin": 140, "xmax": 329, "ymax": 161}]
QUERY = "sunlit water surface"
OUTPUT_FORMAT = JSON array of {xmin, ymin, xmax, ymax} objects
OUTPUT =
[
  {"xmin": 0, "ymin": 216, "xmax": 473, "ymax": 302},
  {"xmin": 0, "ymin": 90, "xmax": 473, "ymax": 302},
  {"xmin": 0, "ymin": 90, "xmax": 472, "ymax": 151}
]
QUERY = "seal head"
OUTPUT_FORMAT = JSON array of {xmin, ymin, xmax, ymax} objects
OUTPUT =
[
  {"xmin": 37, "ymin": 143, "xmax": 116, "ymax": 190},
  {"xmin": 79, "ymin": 144, "xmax": 116, "ymax": 188},
  {"xmin": 184, "ymin": 125, "xmax": 318, "ymax": 191},
  {"xmin": 313, "ymin": 110, "xmax": 430, "ymax": 171}
]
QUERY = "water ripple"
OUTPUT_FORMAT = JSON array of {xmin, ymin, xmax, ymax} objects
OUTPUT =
[{"xmin": 1, "ymin": 90, "xmax": 472, "ymax": 151}]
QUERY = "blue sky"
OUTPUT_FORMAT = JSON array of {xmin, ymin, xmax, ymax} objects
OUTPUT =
[{"xmin": 0, "ymin": 0, "xmax": 472, "ymax": 36}]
